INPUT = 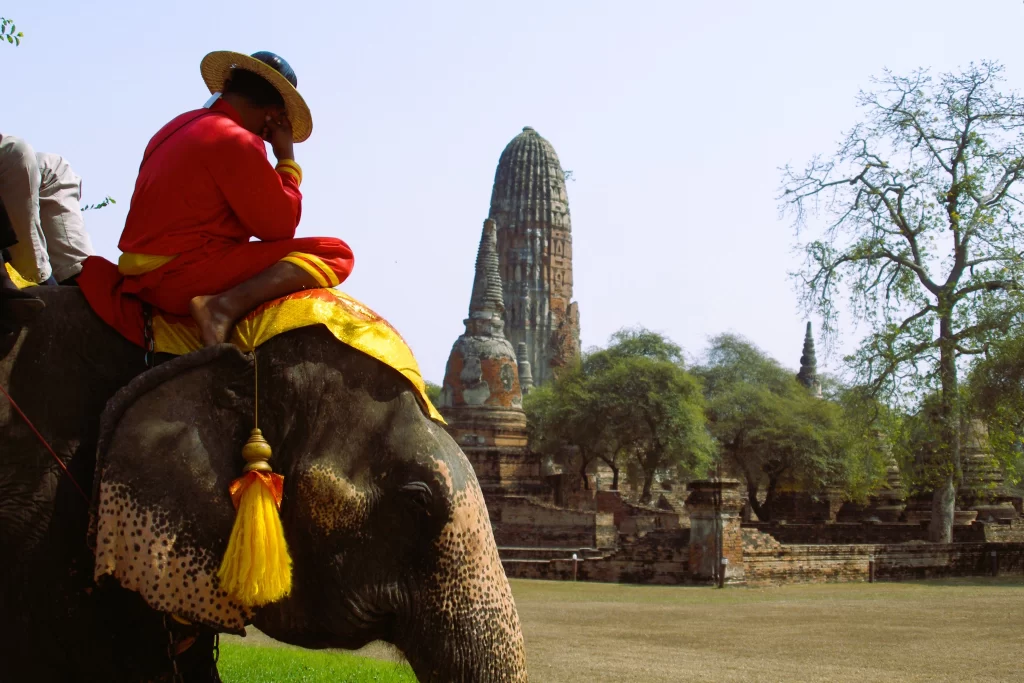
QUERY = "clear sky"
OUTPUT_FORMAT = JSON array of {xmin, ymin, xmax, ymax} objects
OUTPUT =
[{"xmin": 5, "ymin": 1, "xmax": 1024, "ymax": 383}]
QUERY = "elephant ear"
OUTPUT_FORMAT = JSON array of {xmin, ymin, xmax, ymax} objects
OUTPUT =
[{"xmin": 89, "ymin": 345, "xmax": 257, "ymax": 634}]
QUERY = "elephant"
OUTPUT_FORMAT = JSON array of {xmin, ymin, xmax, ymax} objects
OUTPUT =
[{"xmin": 0, "ymin": 286, "xmax": 528, "ymax": 682}]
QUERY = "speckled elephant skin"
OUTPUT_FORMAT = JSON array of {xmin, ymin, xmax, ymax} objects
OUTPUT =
[{"xmin": 0, "ymin": 287, "xmax": 528, "ymax": 682}]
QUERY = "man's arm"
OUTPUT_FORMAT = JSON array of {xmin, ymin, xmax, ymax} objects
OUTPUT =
[{"xmin": 207, "ymin": 122, "xmax": 303, "ymax": 242}]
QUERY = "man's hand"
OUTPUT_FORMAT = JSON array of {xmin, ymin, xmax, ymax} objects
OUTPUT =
[{"xmin": 264, "ymin": 114, "xmax": 295, "ymax": 162}]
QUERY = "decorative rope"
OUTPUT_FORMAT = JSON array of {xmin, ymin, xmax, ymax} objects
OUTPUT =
[{"xmin": 0, "ymin": 382, "xmax": 90, "ymax": 504}]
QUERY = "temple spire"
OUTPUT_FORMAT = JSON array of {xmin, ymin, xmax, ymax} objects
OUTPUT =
[
  {"xmin": 439, "ymin": 217, "xmax": 540, "ymax": 498},
  {"xmin": 797, "ymin": 322, "xmax": 820, "ymax": 395},
  {"xmin": 465, "ymin": 219, "xmax": 505, "ymax": 336}
]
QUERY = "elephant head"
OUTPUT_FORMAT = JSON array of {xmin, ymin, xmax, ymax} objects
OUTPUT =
[{"xmin": 91, "ymin": 326, "xmax": 528, "ymax": 682}]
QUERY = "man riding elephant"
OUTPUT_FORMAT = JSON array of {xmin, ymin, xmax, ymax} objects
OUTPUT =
[
  {"xmin": 79, "ymin": 50, "xmax": 354, "ymax": 347},
  {"xmin": 0, "ymin": 50, "xmax": 529, "ymax": 681}
]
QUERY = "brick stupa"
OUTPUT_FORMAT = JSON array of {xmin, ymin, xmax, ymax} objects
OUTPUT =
[
  {"xmin": 958, "ymin": 420, "xmax": 1018, "ymax": 521},
  {"xmin": 439, "ymin": 219, "xmax": 544, "ymax": 498}
]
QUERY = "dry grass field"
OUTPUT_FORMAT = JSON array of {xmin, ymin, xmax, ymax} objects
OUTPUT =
[
  {"xmin": 513, "ymin": 577, "xmax": 1024, "ymax": 682},
  {"xmin": 223, "ymin": 576, "xmax": 1024, "ymax": 682}
]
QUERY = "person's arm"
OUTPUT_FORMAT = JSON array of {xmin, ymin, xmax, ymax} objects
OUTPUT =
[{"xmin": 207, "ymin": 119, "xmax": 302, "ymax": 242}]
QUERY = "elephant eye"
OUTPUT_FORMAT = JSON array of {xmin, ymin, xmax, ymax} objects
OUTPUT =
[{"xmin": 400, "ymin": 481, "xmax": 433, "ymax": 514}]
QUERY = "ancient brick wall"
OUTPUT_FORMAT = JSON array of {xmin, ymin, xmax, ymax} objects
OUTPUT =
[
  {"xmin": 595, "ymin": 490, "xmax": 680, "ymax": 539},
  {"xmin": 745, "ymin": 522, "xmax": 987, "ymax": 545},
  {"xmin": 686, "ymin": 480, "xmax": 745, "ymax": 584},
  {"xmin": 980, "ymin": 518, "xmax": 1024, "ymax": 542},
  {"xmin": 742, "ymin": 529, "xmax": 871, "ymax": 585},
  {"xmin": 490, "ymin": 497, "xmax": 616, "ymax": 549},
  {"xmin": 501, "ymin": 525, "xmax": 1024, "ymax": 586},
  {"xmin": 743, "ymin": 527, "xmax": 1024, "ymax": 585},
  {"xmin": 501, "ymin": 529, "xmax": 691, "ymax": 584},
  {"xmin": 745, "ymin": 520, "xmax": 1024, "ymax": 545},
  {"xmin": 875, "ymin": 542, "xmax": 1023, "ymax": 579}
]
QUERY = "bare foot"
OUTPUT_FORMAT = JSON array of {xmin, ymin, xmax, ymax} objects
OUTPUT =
[{"xmin": 189, "ymin": 294, "xmax": 236, "ymax": 347}]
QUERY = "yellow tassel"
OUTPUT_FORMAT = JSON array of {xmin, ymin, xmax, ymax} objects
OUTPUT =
[{"xmin": 216, "ymin": 429, "xmax": 292, "ymax": 606}]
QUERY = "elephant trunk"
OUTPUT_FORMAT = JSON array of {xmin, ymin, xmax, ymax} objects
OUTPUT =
[{"xmin": 403, "ymin": 483, "xmax": 528, "ymax": 682}]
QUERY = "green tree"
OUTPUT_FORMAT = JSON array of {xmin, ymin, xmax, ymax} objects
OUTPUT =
[
  {"xmin": 781, "ymin": 62, "xmax": 1024, "ymax": 541},
  {"xmin": 596, "ymin": 327, "xmax": 685, "ymax": 365},
  {"xmin": 524, "ymin": 328, "xmax": 713, "ymax": 502},
  {"xmin": 833, "ymin": 383, "xmax": 900, "ymax": 503},
  {"xmin": 695, "ymin": 335, "xmax": 880, "ymax": 520},
  {"xmin": 892, "ymin": 393, "xmax": 958, "ymax": 499},
  {"xmin": 524, "ymin": 366, "xmax": 603, "ymax": 487},
  {"xmin": 424, "ymin": 381, "xmax": 442, "ymax": 407},
  {"xmin": 967, "ymin": 337, "xmax": 1024, "ymax": 486},
  {"xmin": 590, "ymin": 353, "xmax": 713, "ymax": 502}
]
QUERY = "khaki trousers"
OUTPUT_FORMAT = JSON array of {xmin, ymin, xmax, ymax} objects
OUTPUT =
[{"xmin": 0, "ymin": 135, "xmax": 94, "ymax": 283}]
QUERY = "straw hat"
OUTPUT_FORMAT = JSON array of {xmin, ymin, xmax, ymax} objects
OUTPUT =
[{"xmin": 200, "ymin": 50, "xmax": 313, "ymax": 143}]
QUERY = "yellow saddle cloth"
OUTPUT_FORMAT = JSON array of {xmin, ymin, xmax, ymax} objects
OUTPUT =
[
  {"xmin": 5, "ymin": 264, "xmax": 442, "ymax": 423},
  {"xmin": 6, "ymin": 262, "xmax": 33, "ymax": 289}
]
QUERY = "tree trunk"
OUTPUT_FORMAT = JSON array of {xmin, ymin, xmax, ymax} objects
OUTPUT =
[
  {"xmin": 746, "ymin": 480, "xmax": 767, "ymax": 521},
  {"xmin": 640, "ymin": 471, "xmax": 654, "ymax": 505},
  {"xmin": 579, "ymin": 459, "xmax": 590, "ymax": 490},
  {"xmin": 930, "ymin": 478, "xmax": 956, "ymax": 543},
  {"xmin": 929, "ymin": 311, "xmax": 960, "ymax": 543},
  {"xmin": 762, "ymin": 474, "xmax": 780, "ymax": 522},
  {"xmin": 599, "ymin": 456, "xmax": 620, "ymax": 491},
  {"xmin": 577, "ymin": 447, "xmax": 591, "ymax": 490}
]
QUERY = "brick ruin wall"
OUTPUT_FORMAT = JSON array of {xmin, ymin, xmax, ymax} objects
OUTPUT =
[
  {"xmin": 742, "ymin": 527, "xmax": 1024, "ymax": 585},
  {"xmin": 502, "ymin": 529, "xmax": 691, "ymax": 584},
  {"xmin": 492, "ymin": 474, "xmax": 1024, "ymax": 586},
  {"xmin": 745, "ymin": 519, "xmax": 1024, "ymax": 545},
  {"xmin": 491, "ymin": 497, "xmax": 617, "ymax": 549},
  {"xmin": 981, "ymin": 518, "xmax": 1024, "ymax": 542},
  {"xmin": 595, "ymin": 490, "xmax": 681, "ymax": 539},
  {"xmin": 500, "ymin": 521, "xmax": 1024, "ymax": 587}
]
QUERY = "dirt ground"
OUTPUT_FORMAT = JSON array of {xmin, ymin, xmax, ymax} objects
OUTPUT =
[{"xmin": 226, "ymin": 576, "xmax": 1024, "ymax": 682}]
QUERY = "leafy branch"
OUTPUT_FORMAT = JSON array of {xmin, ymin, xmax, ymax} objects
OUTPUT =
[
  {"xmin": 82, "ymin": 196, "xmax": 116, "ymax": 211},
  {"xmin": 1, "ymin": 18, "xmax": 23, "ymax": 46}
]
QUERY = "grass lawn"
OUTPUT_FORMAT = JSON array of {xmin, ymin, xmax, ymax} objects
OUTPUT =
[
  {"xmin": 218, "ymin": 643, "xmax": 415, "ymax": 682},
  {"xmin": 221, "ymin": 576, "xmax": 1024, "ymax": 682}
]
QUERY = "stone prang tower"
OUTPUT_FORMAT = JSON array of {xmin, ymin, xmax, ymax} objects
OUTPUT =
[{"xmin": 489, "ymin": 127, "xmax": 581, "ymax": 387}]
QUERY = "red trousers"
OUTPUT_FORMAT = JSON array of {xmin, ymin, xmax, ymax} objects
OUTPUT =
[
  {"xmin": 121, "ymin": 237, "xmax": 353, "ymax": 316},
  {"xmin": 78, "ymin": 237, "xmax": 354, "ymax": 346}
]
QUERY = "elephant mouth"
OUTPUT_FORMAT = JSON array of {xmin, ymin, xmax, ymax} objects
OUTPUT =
[
  {"xmin": 307, "ymin": 578, "xmax": 411, "ymax": 651},
  {"xmin": 339, "ymin": 593, "xmax": 399, "ymax": 642},
  {"xmin": 252, "ymin": 579, "xmax": 405, "ymax": 652}
]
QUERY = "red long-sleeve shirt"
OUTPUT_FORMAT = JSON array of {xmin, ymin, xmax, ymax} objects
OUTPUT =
[{"xmin": 118, "ymin": 98, "xmax": 302, "ymax": 255}]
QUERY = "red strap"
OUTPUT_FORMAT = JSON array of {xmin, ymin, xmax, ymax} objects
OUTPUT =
[{"xmin": 0, "ymin": 382, "xmax": 90, "ymax": 504}]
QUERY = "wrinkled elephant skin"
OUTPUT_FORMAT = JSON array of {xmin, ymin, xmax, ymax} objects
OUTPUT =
[{"xmin": 0, "ymin": 288, "xmax": 528, "ymax": 682}]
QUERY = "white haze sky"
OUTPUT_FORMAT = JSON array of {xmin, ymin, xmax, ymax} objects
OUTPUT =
[{"xmin": 5, "ymin": 0, "xmax": 1024, "ymax": 383}]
